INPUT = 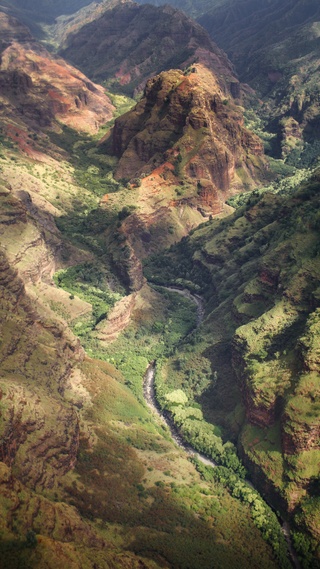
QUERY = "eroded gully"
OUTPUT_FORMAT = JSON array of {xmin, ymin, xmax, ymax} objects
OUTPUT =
[{"xmin": 143, "ymin": 286, "xmax": 300, "ymax": 569}]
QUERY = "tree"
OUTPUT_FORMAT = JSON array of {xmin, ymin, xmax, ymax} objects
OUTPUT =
[{"xmin": 26, "ymin": 530, "xmax": 37, "ymax": 548}]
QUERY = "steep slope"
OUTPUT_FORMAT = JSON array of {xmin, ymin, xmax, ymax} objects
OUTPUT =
[
  {"xmin": 194, "ymin": 0, "xmax": 320, "ymax": 163},
  {"xmin": 0, "ymin": 187, "xmax": 111, "ymax": 567},
  {"xmin": 0, "ymin": 77, "xmax": 284, "ymax": 567},
  {"xmin": 111, "ymin": 64, "xmax": 262, "ymax": 184},
  {"xmin": 0, "ymin": 11, "xmax": 114, "ymax": 135},
  {"xmin": 0, "ymin": 0, "xmax": 95, "ymax": 23},
  {"xmin": 197, "ymin": 0, "xmax": 320, "ymax": 81},
  {"xmin": 47, "ymin": 0, "xmax": 122, "ymax": 49},
  {"xmin": 59, "ymin": 1, "xmax": 238, "ymax": 96},
  {"xmin": 0, "ymin": 191, "xmax": 170, "ymax": 568},
  {"xmin": 144, "ymin": 170, "xmax": 320, "ymax": 567},
  {"xmin": 93, "ymin": 63, "xmax": 267, "ymax": 289},
  {"xmin": 0, "ymin": 181, "xmax": 283, "ymax": 569}
]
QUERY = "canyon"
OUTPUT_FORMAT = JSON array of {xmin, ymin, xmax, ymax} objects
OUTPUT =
[{"xmin": 0, "ymin": 1, "xmax": 319, "ymax": 568}]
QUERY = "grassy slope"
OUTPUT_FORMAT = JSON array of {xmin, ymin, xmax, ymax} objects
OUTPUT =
[
  {"xmin": 0, "ymin": 125, "xmax": 281, "ymax": 568},
  {"xmin": 144, "ymin": 169, "xmax": 320, "ymax": 567}
]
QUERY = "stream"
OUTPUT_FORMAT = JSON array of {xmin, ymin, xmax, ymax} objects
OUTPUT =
[
  {"xmin": 143, "ymin": 286, "xmax": 300, "ymax": 569},
  {"xmin": 144, "ymin": 362, "xmax": 216, "ymax": 468},
  {"xmin": 143, "ymin": 287, "xmax": 215, "ymax": 469}
]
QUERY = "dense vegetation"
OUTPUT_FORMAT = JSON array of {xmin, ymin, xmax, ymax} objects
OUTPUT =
[
  {"xmin": 144, "ymin": 169, "xmax": 320, "ymax": 567},
  {"xmin": 0, "ymin": 140, "xmax": 285, "ymax": 569}
]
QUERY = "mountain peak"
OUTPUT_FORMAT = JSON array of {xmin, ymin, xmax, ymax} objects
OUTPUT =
[
  {"xmin": 59, "ymin": 1, "xmax": 237, "ymax": 96},
  {"xmin": 112, "ymin": 63, "xmax": 265, "ymax": 191}
]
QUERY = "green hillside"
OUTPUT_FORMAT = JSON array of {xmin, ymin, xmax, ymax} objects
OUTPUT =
[{"xmin": 144, "ymin": 169, "xmax": 320, "ymax": 567}]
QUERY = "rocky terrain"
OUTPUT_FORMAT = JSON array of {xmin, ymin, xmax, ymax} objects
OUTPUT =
[
  {"xmin": 59, "ymin": 1, "xmax": 238, "ymax": 96},
  {"xmin": 0, "ymin": 1, "xmax": 319, "ymax": 568},
  {"xmin": 97, "ymin": 62, "xmax": 266, "ymax": 288},
  {"xmin": 0, "ymin": 11, "xmax": 114, "ymax": 135},
  {"xmin": 111, "ymin": 65, "xmax": 263, "ymax": 185}
]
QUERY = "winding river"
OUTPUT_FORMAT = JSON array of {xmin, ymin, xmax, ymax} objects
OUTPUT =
[
  {"xmin": 144, "ymin": 362, "xmax": 216, "ymax": 468},
  {"xmin": 143, "ymin": 286, "xmax": 300, "ymax": 569},
  {"xmin": 143, "ymin": 287, "xmax": 215, "ymax": 469}
]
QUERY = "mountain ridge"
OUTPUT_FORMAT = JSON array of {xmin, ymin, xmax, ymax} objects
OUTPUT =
[
  {"xmin": 0, "ymin": 11, "xmax": 115, "ymax": 135},
  {"xmin": 59, "ymin": 1, "xmax": 238, "ymax": 96}
]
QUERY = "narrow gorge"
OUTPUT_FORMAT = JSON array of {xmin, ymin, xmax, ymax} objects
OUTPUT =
[{"xmin": 0, "ymin": 1, "xmax": 319, "ymax": 569}]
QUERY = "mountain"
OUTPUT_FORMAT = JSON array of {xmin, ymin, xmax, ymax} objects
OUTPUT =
[
  {"xmin": 111, "ymin": 64, "xmax": 263, "ymax": 185},
  {"xmin": 144, "ymin": 169, "xmax": 320, "ymax": 566},
  {"xmin": 0, "ymin": 8, "xmax": 286, "ymax": 569},
  {"xmin": 47, "ymin": 0, "xmax": 122, "ymax": 49},
  {"xmin": 136, "ymin": 0, "xmax": 320, "ymax": 165},
  {"xmin": 91, "ymin": 62, "xmax": 267, "ymax": 291},
  {"xmin": 59, "ymin": 1, "xmax": 238, "ymax": 96},
  {"xmin": 197, "ymin": 0, "xmax": 320, "ymax": 82},
  {"xmin": 0, "ymin": 11, "xmax": 115, "ymax": 135},
  {"xmin": 195, "ymin": 0, "xmax": 320, "ymax": 163},
  {"xmin": 0, "ymin": 3, "xmax": 319, "ymax": 568},
  {"xmin": 0, "ymin": 0, "xmax": 95, "ymax": 23}
]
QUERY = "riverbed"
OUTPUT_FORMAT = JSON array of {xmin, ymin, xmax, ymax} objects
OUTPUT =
[{"xmin": 143, "ymin": 286, "xmax": 300, "ymax": 569}]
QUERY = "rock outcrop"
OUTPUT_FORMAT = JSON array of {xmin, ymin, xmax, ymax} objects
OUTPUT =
[
  {"xmin": 0, "ymin": 247, "xmax": 85, "ymax": 489},
  {"xmin": 0, "ymin": 11, "xmax": 114, "ymax": 134},
  {"xmin": 0, "ymin": 183, "xmax": 61, "ymax": 285},
  {"xmin": 112, "ymin": 64, "xmax": 265, "ymax": 196},
  {"xmin": 96, "ymin": 292, "xmax": 137, "ymax": 342},
  {"xmin": 60, "ymin": 1, "xmax": 239, "ymax": 96},
  {"xmin": 98, "ymin": 63, "xmax": 266, "ymax": 270}
]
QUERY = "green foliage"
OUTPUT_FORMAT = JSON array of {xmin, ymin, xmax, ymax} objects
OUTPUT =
[
  {"xmin": 49, "ymin": 126, "xmax": 121, "ymax": 197},
  {"xmin": 292, "ymin": 531, "xmax": 320, "ymax": 569},
  {"xmin": 54, "ymin": 262, "xmax": 124, "ymax": 326},
  {"xmin": 56, "ymin": 205, "xmax": 117, "ymax": 244},
  {"xmin": 0, "ymin": 131, "xmax": 16, "ymax": 150},
  {"xmin": 227, "ymin": 166, "xmax": 312, "ymax": 210},
  {"xmin": 118, "ymin": 205, "xmax": 137, "ymax": 220},
  {"xmin": 194, "ymin": 460, "xmax": 291, "ymax": 569},
  {"xmin": 165, "ymin": 389, "xmax": 188, "ymax": 405},
  {"xmin": 155, "ymin": 361, "xmax": 246, "ymax": 477},
  {"xmin": 143, "ymin": 238, "xmax": 212, "ymax": 293},
  {"xmin": 25, "ymin": 530, "xmax": 37, "ymax": 548},
  {"xmin": 103, "ymin": 92, "xmax": 136, "ymax": 124},
  {"xmin": 75, "ymin": 288, "xmax": 197, "ymax": 401}
]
